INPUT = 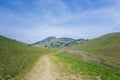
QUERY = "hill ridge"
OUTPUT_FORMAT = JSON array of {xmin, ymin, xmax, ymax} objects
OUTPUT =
[{"xmin": 31, "ymin": 37, "xmax": 88, "ymax": 48}]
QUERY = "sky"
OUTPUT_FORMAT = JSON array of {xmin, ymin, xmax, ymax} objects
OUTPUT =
[{"xmin": 0, "ymin": 0, "xmax": 120, "ymax": 43}]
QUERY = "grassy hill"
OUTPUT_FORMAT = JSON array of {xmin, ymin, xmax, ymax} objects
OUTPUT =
[
  {"xmin": 71, "ymin": 32, "xmax": 120, "ymax": 69},
  {"xmin": 1, "ymin": 32, "xmax": 120, "ymax": 80},
  {"xmin": 73, "ymin": 32, "xmax": 120, "ymax": 51},
  {"xmin": 50, "ymin": 32, "xmax": 120, "ymax": 80},
  {"xmin": 31, "ymin": 36, "xmax": 87, "ymax": 48},
  {"xmin": 0, "ymin": 35, "xmax": 56, "ymax": 80}
]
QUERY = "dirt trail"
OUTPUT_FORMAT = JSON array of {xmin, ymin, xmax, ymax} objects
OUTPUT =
[
  {"xmin": 25, "ymin": 55, "xmax": 60, "ymax": 80},
  {"xmin": 24, "ymin": 54, "xmax": 82, "ymax": 80}
]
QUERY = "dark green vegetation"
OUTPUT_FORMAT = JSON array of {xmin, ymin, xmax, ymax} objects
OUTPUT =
[
  {"xmin": 71, "ymin": 32, "xmax": 120, "ymax": 69},
  {"xmin": 54, "ymin": 52, "xmax": 120, "ymax": 80},
  {"xmin": 31, "ymin": 36, "xmax": 87, "ymax": 48},
  {"xmin": 0, "ymin": 35, "xmax": 56, "ymax": 80}
]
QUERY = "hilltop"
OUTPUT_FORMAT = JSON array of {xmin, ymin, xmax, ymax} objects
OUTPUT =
[{"xmin": 31, "ymin": 36, "xmax": 88, "ymax": 48}]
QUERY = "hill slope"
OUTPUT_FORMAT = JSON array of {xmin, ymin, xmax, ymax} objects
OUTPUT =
[
  {"xmin": 72, "ymin": 32, "xmax": 120, "ymax": 69},
  {"xmin": 73, "ymin": 32, "xmax": 120, "ymax": 51},
  {"xmin": 0, "ymin": 35, "xmax": 56, "ymax": 80},
  {"xmin": 31, "ymin": 36, "xmax": 87, "ymax": 48}
]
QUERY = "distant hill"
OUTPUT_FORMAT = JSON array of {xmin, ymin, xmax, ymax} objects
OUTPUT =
[
  {"xmin": 0, "ymin": 35, "xmax": 56, "ymax": 80},
  {"xmin": 73, "ymin": 32, "xmax": 120, "ymax": 51},
  {"xmin": 31, "ymin": 36, "xmax": 88, "ymax": 48},
  {"xmin": 72, "ymin": 32, "xmax": 120, "ymax": 69}
]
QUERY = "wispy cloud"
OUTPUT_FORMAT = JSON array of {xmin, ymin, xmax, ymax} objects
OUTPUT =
[{"xmin": 0, "ymin": 0, "xmax": 120, "ymax": 43}]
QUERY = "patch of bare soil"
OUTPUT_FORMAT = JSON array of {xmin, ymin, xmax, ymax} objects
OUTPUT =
[
  {"xmin": 24, "ymin": 55, "xmax": 61, "ymax": 80},
  {"xmin": 24, "ymin": 54, "xmax": 83, "ymax": 80}
]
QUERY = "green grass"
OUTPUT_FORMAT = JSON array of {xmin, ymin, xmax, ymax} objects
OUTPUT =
[
  {"xmin": 54, "ymin": 52, "xmax": 120, "ymax": 80},
  {"xmin": 73, "ymin": 32, "xmax": 120, "ymax": 54},
  {"xmin": 0, "ymin": 35, "xmax": 57, "ymax": 80},
  {"xmin": 71, "ymin": 32, "xmax": 120, "ymax": 69},
  {"xmin": 1, "ymin": 32, "xmax": 120, "ymax": 80}
]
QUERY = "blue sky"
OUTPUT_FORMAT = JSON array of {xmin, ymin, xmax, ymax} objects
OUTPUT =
[{"xmin": 0, "ymin": 0, "xmax": 120, "ymax": 43}]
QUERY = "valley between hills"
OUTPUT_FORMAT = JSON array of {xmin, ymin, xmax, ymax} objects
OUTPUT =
[{"xmin": 0, "ymin": 32, "xmax": 120, "ymax": 80}]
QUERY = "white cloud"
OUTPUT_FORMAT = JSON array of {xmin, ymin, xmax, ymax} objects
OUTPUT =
[{"xmin": 0, "ymin": 0, "xmax": 120, "ymax": 43}]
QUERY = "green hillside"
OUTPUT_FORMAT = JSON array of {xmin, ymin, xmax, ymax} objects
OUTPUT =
[
  {"xmin": 73, "ymin": 32, "xmax": 120, "ymax": 51},
  {"xmin": 71, "ymin": 32, "xmax": 120, "ymax": 69},
  {"xmin": 0, "ymin": 32, "xmax": 120, "ymax": 80},
  {"xmin": 0, "ymin": 35, "xmax": 56, "ymax": 80},
  {"xmin": 53, "ymin": 52, "xmax": 120, "ymax": 80}
]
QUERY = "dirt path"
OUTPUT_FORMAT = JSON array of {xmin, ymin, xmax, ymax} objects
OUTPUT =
[
  {"xmin": 25, "ymin": 55, "xmax": 60, "ymax": 80},
  {"xmin": 24, "ymin": 53, "xmax": 83, "ymax": 80}
]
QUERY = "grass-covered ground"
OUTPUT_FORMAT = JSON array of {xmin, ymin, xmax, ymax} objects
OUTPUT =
[
  {"xmin": 0, "ymin": 32, "xmax": 120, "ymax": 80},
  {"xmin": 0, "ymin": 36, "xmax": 57, "ymax": 80},
  {"xmin": 71, "ymin": 32, "xmax": 120, "ymax": 69},
  {"xmin": 53, "ymin": 52, "xmax": 120, "ymax": 80}
]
